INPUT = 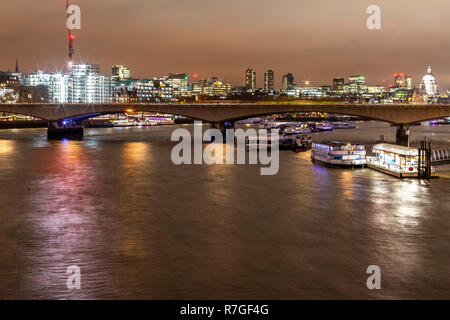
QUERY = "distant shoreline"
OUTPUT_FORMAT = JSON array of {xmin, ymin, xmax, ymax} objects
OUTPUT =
[{"xmin": 0, "ymin": 120, "xmax": 48, "ymax": 129}]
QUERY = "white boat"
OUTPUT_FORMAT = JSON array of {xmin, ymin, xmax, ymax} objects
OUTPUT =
[
  {"xmin": 258, "ymin": 121, "xmax": 287, "ymax": 130},
  {"xmin": 311, "ymin": 141, "xmax": 366, "ymax": 168},
  {"xmin": 282, "ymin": 124, "xmax": 312, "ymax": 135},
  {"xmin": 236, "ymin": 117, "xmax": 264, "ymax": 124},
  {"xmin": 332, "ymin": 122, "xmax": 356, "ymax": 129},
  {"xmin": 366, "ymin": 143, "xmax": 439, "ymax": 178}
]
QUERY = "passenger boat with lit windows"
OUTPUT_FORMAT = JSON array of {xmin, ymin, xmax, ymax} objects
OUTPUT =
[
  {"xmin": 308, "ymin": 121, "xmax": 333, "ymax": 132},
  {"xmin": 332, "ymin": 121, "xmax": 356, "ymax": 129},
  {"xmin": 366, "ymin": 143, "xmax": 439, "ymax": 178},
  {"xmin": 311, "ymin": 141, "xmax": 366, "ymax": 168}
]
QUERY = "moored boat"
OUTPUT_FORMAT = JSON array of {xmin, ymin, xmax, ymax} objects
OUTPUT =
[
  {"xmin": 311, "ymin": 141, "xmax": 366, "ymax": 168},
  {"xmin": 366, "ymin": 143, "xmax": 439, "ymax": 178},
  {"xmin": 332, "ymin": 121, "xmax": 356, "ymax": 129}
]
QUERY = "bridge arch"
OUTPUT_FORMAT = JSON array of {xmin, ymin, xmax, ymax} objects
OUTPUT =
[
  {"xmin": 60, "ymin": 109, "xmax": 208, "ymax": 123},
  {"xmin": 223, "ymin": 110, "xmax": 395, "ymax": 124},
  {"xmin": 0, "ymin": 109, "xmax": 47, "ymax": 120}
]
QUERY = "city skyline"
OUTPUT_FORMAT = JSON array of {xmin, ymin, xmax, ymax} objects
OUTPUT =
[{"xmin": 1, "ymin": 0, "xmax": 450, "ymax": 88}]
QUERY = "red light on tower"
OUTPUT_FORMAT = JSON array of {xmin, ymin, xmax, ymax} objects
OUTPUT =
[{"xmin": 69, "ymin": 34, "xmax": 75, "ymax": 40}]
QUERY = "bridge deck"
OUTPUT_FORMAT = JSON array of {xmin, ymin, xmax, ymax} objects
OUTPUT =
[{"xmin": 0, "ymin": 103, "xmax": 449, "ymax": 125}]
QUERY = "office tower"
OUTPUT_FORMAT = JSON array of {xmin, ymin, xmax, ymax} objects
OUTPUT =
[
  {"xmin": 349, "ymin": 75, "xmax": 367, "ymax": 94},
  {"xmin": 23, "ymin": 64, "xmax": 113, "ymax": 103},
  {"xmin": 282, "ymin": 73, "xmax": 295, "ymax": 91},
  {"xmin": 190, "ymin": 77, "xmax": 231, "ymax": 97},
  {"xmin": 163, "ymin": 73, "xmax": 188, "ymax": 96},
  {"xmin": 393, "ymin": 73, "xmax": 412, "ymax": 90},
  {"xmin": 71, "ymin": 64, "xmax": 112, "ymax": 103},
  {"xmin": 332, "ymin": 77, "xmax": 345, "ymax": 91},
  {"xmin": 264, "ymin": 70, "xmax": 274, "ymax": 91},
  {"xmin": 112, "ymin": 65, "xmax": 131, "ymax": 80},
  {"xmin": 23, "ymin": 71, "xmax": 69, "ymax": 103},
  {"xmin": 245, "ymin": 69, "xmax": 256, "ymax": 89}
]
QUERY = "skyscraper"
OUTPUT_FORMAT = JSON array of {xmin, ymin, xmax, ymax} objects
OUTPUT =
[
  {"xmin": 348, "ymin": 75, "xmax": 367, "ymax": 94},
  {"xmin": 71, "ymin": 64, "xmax": 112, "ymax": 103},
  {"xmin": 393, "ymin": 73, "xmax": 412, "ymax": 90},
  {"xmin": 282, "ymin": 73, "xmax": 295, "ymax": 91},
  {"xmin": 332, "ymin": 77, "xmax": 345, "ymax": 92},
  {"xmin": 264, "ymin": 70, "xmax": 274, "ymax": 91},
  {"xmin": 245, "ymin": 69, "xmax": 256, "ymax": 90},
  {"xmin": 163, "ymin": 73, "xmax": 188, "ymax": 97},
  {"xmin": 112, "ymin": 65, "xmax": 131, "ymax": 80},
  {"xmin": 23, "ymin": 64, "xmax": 113, "ymax": 103}
]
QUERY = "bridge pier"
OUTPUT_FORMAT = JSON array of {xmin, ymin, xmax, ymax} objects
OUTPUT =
[
  {"xmin": 395, "ymin": 124, "xmax": 410, "ymax": 147},
  {"xmin": 47, "ymin": 120, "xmax": 84, "ymax": 140},
  {"xmin": 210, "ymin": 121, "xmax": 235, "ymax": 131},
  {"xmin": 208, "ymin": 121, "xmax": 235, "ymax": 142}
]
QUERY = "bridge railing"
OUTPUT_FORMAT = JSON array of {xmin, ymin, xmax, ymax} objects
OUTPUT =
[{"xmin": 431, "ymin": 148, "xmax": 450, "ymax": 162}]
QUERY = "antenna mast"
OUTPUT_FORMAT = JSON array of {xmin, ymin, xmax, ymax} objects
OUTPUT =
[{"xmin": 66, "ymin": 0, "xmax": 74, "ymax": 75}]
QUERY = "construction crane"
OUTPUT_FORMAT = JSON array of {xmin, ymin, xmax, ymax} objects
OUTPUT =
[{"xmin": 66, "ymin": 0, "xmax": 75, "ymax": 75}]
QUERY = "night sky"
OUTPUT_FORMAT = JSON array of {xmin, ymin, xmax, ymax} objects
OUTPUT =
[{"xmin": 1, "ymin": 0, "xmax": 449, "ymax": 89}]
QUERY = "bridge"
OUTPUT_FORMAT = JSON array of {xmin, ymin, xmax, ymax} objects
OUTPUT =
[{"xmin": 1, "ymin": 103, "xmax": 450, "ymax": 145}]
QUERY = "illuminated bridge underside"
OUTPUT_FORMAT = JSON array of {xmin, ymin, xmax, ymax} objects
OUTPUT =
[{"xmin": 1, "ymin": 103, "xmax": 450, "ymax": 125}]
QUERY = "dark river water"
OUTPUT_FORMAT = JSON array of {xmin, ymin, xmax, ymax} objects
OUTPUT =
[{"xmin": 0, "ymin": 121, "xmax": 449, "ymax": 299}]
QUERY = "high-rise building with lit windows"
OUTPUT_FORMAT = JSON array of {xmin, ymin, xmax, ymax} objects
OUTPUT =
[
  {"xmin": 23, "ymin": 71, "xmax": 69, "ymax": 103},
  {"xmin": 112, "ymin": 65, "xmax": 131, "ymax": 80},
  {"xmin": 264, "ymin": 70, "xmax": 274, "ymax": 91},
  {"xmin": 282, "ymin": 73, "xmax": 295, "ymax": 91},
  {"xmin": 245, "ymin": 69, "xmax": 256, "ymax": 90},
  {"xmin": 190, "ymin": 77, "xmax": 231, "ymax": 97},
  {"xmin": 393, "ymin": 73, "xmax": 412, "ymax": 90},
  {"xmin": 23, "ymin": 64, "xmax": 113, "ymax": 103},
  {"xmin": 348, "ymin": 75, "xmax": 367, "ymax": 94},
  {"xmin": 332, "ymin": 77, "xmax": 345, "ymax": 92},
  {"xmin": 163, "ymin": 73, "xmax": 188, "ymax": 96},
  {"xmin": 70, "ymin": 64, "xmax": 112, "ymax": 103}
]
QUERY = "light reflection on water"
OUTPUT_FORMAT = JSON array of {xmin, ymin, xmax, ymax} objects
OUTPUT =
[{"xmin": 0, "ymin": 122, "xmax": 449, "ymax": 299}]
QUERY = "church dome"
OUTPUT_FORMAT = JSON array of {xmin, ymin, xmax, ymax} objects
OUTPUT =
[
  {"xmin": 421, "ymin": 65, "xmax": 438, "ymax": 96},
  {"xmin": 422, "ymin": 66, "xmax": 436, "ymax": 82}
]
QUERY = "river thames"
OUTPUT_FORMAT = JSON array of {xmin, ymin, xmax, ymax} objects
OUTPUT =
[{"xmin": 0, "ymin": 121, "xmax": 449, "ymax": 299}]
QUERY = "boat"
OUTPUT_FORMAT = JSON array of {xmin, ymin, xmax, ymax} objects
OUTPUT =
[
  {"xmin": 308, "ymin": 121, "xmax": 333, "ymax": 132},
  {"xmin": 317, "ymin": 121, "xmax": 334, "ymax": 131},
  {"xmin": 429, "ymin": 118, "xmax": 450, "ymax": 125},
  {"xmin": 311, "ymin": 141, "xmax": 366, "ymax": 168},
  {"xmin": 236, "ymin": 117, "xmax": 264, "ymax": 124},
  {"xmin": 366, "ymin": 143, "xmax": 439, "ymax": 178},
  {"xmin": 332, "ymin": 122, "xmax": 356, "ymax": 129},
  {"xmin": 279, "ymin": 133, "xmax": 312, "ymax": 152},
  {"xmin": 259, "ymin": 120, "xmax": 285, "ymax": 130},
  {"xmin": 293, "ymin": 135, "xmax": 312, "ymax": 152},
  {"xmin": 281, "ymin": 124, "xmax": 312, "ymax": 135}
]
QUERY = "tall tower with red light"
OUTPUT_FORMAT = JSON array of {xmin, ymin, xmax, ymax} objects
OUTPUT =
[{"xmin": 66, "ymin": 0, "xmax": 75, "ymax": 75}]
